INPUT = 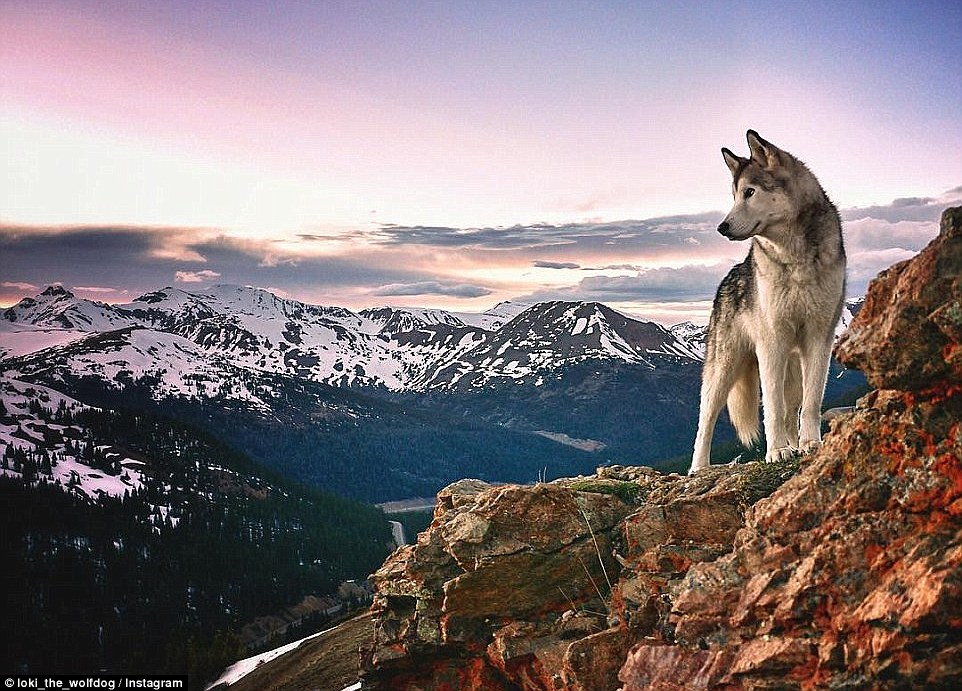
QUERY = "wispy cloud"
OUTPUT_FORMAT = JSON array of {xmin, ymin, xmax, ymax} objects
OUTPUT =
[
  {"xmin": 73, "ymin": 286, "xmax": 123, "ymax": 293},
  {"xmin": 0, "ymin": 189, "xmax": 958, "ymax": 314},
  {"xmin": 371, "ymin": 281, "xmax": 492, "ymax": 298},
  {"xmin": 373, "ymin": 213, "xmax": 726, "ymax": 256},
  {"xmin": 836, "ymin": 187, "xmax": 962, "ymax": 294},
  {"xmin": 1, "ymin": 281, "xmax": 38, "ymax": 291},
  {"xmin": 841, "ymin": 187, "xmax": 962, "ymax": 224},
  {"xmin": 258, "ymin": 253, "xmax": 298, "ymax": 268},
  {"xmin": 518, "ymin": 188, "xmax": 962, "ymax": 304},
  {"xmin": 175, "ymin": 270, "xmax": 222, "ymax": 283},
  {"xmin": 844, "ymin": 218, "xmax": 939, "ymax": 254},
  {"xmin": 0, "ymin": 223, "xmax": 439, "ymax": 301},
  {"xmin": 373, "ymin": 224, "xmax": 575, "ymax": 251},
  {"xmin": 584, "ymin": 263, "xmax": 645, "ymax": 272},
  {"xmin": 522, "ymin": 264, "xmax": 730, "ymax": 304}
]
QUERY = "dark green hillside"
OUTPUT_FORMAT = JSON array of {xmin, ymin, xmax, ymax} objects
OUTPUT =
[
  {"xmin": 408, "ymin": 358, "xmax": 707, "ymax": 465},
  {"xmin": 58, "ymin": 372, "xmax": 598, "ymax": 503},
  {"xmin": 0, "ymin": 404, "xmax": 392, "ymax": 687}
]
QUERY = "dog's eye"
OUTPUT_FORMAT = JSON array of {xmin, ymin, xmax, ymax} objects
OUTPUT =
[{"xmin": 743, "ymin": 188, "xmax": 756, "ymax": 199}]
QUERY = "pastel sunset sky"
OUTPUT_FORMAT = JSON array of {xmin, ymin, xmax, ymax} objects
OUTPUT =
[{"xmin": 2, "ymin": 0, "xmax": 960, "ymax": 323}]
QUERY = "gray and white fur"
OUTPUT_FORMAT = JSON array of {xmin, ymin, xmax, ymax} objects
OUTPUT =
[{"xmin": 689, "ymin": 130, "xmax": 846, "ymax": 473}]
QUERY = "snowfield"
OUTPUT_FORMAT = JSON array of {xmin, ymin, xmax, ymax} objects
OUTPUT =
[
  {"xmin": 2, "ymin": 285, "xmax": 711, "ymax": 401},
  {"xmin": 206, "ymin": 625, "xmax": 338, "ymax": 689},
  {"xmin": 0, "ymin": 375, "xmax": 147, "ymax": 500}
]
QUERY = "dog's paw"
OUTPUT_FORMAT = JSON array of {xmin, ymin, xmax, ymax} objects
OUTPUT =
[
  {"xmin": 800, "ymin": 439, "xmax": 822, "ymax": 455},
  {"xmin": 765, "ymin": 446, "xmax": 799, "ymax": 463},
  {"xmin": 688, "ymin": 462, "xmax": 709, "ymax": 475}
]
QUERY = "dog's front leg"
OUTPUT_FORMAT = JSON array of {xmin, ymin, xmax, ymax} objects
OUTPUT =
[
  {"xmin": 756, "ymin": 341, "xmax": 796, "ymax": 462},
  {"xmin": 799, "ymin": 333, "xmax": 834, "ymax": 454}
]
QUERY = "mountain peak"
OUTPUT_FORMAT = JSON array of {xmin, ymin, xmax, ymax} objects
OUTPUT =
[
  {"xmin": 132, "ymin": 287, "xmax": 189, "ymax": 304},
  {"xmin": 359, "ymin": 306, "xmax": 468, "ymax": 335},
  {"xmin": 39, "ymin": 285, "xmax": 75, "ymax": 299},
  {"xmin": 3, "ymin": 285, "xmax": 135, "ymax": 332},
  {"xmin": 528, "ymin": 299, "xmax": 603, "ymax": 312}
]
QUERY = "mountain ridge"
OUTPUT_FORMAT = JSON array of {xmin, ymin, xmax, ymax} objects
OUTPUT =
[
  {"xmin": 2, "ymin": 285, "xmax": 713, "ymax": 403},
  {"xmin": 3, "ymin": 283, "xmax": 860, "ymax": 396}
]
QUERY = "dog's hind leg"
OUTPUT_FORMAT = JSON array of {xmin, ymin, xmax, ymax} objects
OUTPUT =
[
  {"xmin": 783, "ymin": 352, "xmax": 802, "ymax": 449},
  {"xmin": 799, "ymin": 333, "xmax": 834, "ymax": 454}
]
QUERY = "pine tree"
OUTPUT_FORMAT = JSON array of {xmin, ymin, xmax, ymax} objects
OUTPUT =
[
  {"xmin": 40, "ymin": 450, "xmax": 52, "ymax": 475},
  {"xmin": 21, "ymin": 455, "xmax": 37, "ymax": 483},
  {"xmin": 56, "ymin": 399, "xmax": 73, "ymax": 424}
]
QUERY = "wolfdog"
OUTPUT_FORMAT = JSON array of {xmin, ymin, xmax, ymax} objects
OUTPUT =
[{"xmin": 689, "ymin": 130, "xmax": 846, "ymax": 473}]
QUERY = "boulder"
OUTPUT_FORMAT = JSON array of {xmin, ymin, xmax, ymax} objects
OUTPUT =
[{"xmin": 364, "ymin": 464, "xmax": 778, "ymax": 690}]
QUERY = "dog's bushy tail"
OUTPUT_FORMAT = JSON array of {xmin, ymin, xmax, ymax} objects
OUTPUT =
[{"xmin": 727, "ymin": 359, "xmax": 761, "ymax": 446}]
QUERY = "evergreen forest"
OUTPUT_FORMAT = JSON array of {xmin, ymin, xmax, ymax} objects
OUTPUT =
[{"xmin": 1, "ymin": 404, "xmax": 392, "ymax": 687}]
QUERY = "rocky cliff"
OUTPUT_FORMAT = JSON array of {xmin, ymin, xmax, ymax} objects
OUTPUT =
[{"xmin": 363, "ymin": 207, "xmax": 961, "ymax": 690}]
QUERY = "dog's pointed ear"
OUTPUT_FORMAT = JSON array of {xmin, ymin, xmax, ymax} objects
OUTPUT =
[
  {"xmin": 746, "ymin": 130, "xmax": 781, "ymax": 168},
  {"xmin": 721, "ymin": 147, "xmax": 745, "ymax": 176}
]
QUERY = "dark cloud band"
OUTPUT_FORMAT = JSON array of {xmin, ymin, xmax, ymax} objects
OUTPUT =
[{"xmin": 534, "ymin": 260, "xmax": 580, "ymax": 269}]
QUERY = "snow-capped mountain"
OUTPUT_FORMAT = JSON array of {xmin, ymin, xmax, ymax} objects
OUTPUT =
[
  {"xmin": 430, "ymin": 301, "xmax": 700, "ymax": 387},
  {"xmin": 836, "ymin": 297, "xmax": 865, "ymax": 337},
  {"xmin": 2, "ymin": 286, "xmax": 706, "ymax": 403},
  {"xmin": 2, "ymin": 284, "xmax": 140, "ymax": 331},
  {"xmin": 453, "ymin": 300, "xmax": 532, "ymax": 330},
  {"xmin": 1, "ymin": 284, "xmax": 870, "ymax": 504},
  {"xmin": 1, "ymin": 284, "xmax": 866, "ymax": 415},
  {"xmin": 0, "ymin": 286, "xmax": 139, "ymax": 360},
  {"xmin": 360, "ymin": 306, "xmax": 469, "ymax": 335},
  {"xmin": 668, "ymin": 322, "xmax": 708, "ymax": 360},
  {"xmin": 660, "ymin": 297, "xmax": 865, "ymax": 355}
]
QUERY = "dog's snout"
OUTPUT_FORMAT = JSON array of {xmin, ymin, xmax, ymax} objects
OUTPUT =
[{"xmin": 717, "ymin": 221, "xmax": 731, "ymax": 237}]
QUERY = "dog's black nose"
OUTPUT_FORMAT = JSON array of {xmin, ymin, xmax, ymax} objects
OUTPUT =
[{"xmin": 717, "ymin": 221, "xmax": 731, "ymax": 236}]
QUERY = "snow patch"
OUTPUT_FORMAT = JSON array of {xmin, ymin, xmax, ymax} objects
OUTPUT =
[
  {"xmin": 0, "ymin": 324, "xmax": 89, "ymax": 358},
  {"xmin": 206, "ymin": 625, "xmax": 337, "ymax": 688},
  {"xmin": 0, "ymin": 375, "xmax": 147, "ymax": 501}
]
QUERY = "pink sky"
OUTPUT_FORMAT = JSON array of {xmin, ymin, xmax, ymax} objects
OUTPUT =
[{"xmin": 2, "ymin": 1, "xmax": 961, "ymax": 320}]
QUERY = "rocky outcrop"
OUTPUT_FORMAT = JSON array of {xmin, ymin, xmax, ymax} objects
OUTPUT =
[
  {"xmin": 835, "ymin": 205, "xmax": 962, "ymax": 389},
  {"xmin": 364, "ymin": 463, "xmax": 797, "ymax": 690},
  {"xmin": 364, "ymin": 207, "xmax": 962, "ymax": 689},
  {"xmin": 621, "ymin": 386, "xmax": 962, "ymax": 689}
]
